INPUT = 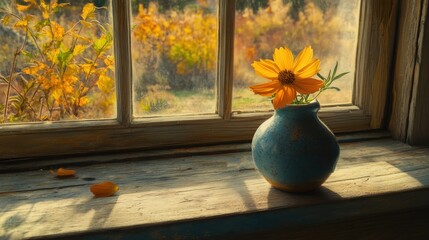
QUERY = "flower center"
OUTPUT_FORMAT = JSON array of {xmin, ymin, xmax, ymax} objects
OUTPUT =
[{"xmin": 278, "ymin": 70, "xmax": 295, "ymax": 85}]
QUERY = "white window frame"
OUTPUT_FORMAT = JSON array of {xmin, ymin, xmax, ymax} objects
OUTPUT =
[{"xmin": 0, "ymin": 0, "xmax": 396, "ymax": 160}]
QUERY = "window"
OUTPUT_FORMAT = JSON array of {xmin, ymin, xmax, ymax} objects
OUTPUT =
[
  {"xmin": 232, "ymin": 0, "xmax": 360, "ymax": 111},
  {"xmin": 130, "ymin": 1, "xmax": 218, "ymax": 116},
  {"xmin": 0, "ymin": 0, "xmax": 396, "ymax": 160}
]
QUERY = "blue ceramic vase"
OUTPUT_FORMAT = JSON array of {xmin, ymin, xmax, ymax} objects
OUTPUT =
[{"xmin": 251, "ymin": 101, "xmax": 339, "ymax": 192}]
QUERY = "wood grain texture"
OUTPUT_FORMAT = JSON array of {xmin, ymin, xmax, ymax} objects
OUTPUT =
[
  {"xmin": 217, "ymin": 0, "xmax": 235, "ymax": 119},
  {"xmin": 0, "ymin": 130, "xmax": 391, "ymax": 173},
  {"xmin": 389, "ymin": 0, "xmax": 426, "ymax": 142},
  {"xmin": 0, "ymin": 106, "xmax": 370, "ymax": 160},
  {"xmin": 354, "ymin": 0, "xmax": 399, "ymax": 128},
  {"xmin": 112, "ymin": 0, "xmax": 132, "ymax": 126},
  {"xmin": 55, "ymin": 193, "xmax": 429, "ymax": 240},
  {"xmin": 219, "ymin": 206, "xmax": 429, "ymax": 240},
  {"xmin": 407, "ymin": 0, "xmax": 429, "ymax": 145},
  {"xmin": 1, "ymin": 138, "xmax": 429, "ymax": 239}
]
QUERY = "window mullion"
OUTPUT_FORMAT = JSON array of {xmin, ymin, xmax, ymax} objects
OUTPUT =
[
  {"xmin": 112, "ymin": 0, "xmax": 133, "ymax": 126},
  {"xmin": 217, "ymin": 0, "xmax": 235, "ymax": 119}
]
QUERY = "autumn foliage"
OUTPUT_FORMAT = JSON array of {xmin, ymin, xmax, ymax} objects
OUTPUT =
[
  {"xmin": 0, "ymin": 0, "xmax": 114, "ymax": 122},
  {"xmin": 0, "ymin": 0, "xmax": 358, "ymax": 121}
]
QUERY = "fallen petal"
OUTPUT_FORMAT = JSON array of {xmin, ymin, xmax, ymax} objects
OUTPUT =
[
  {"xmin": 90, "ymin": 181, "xmax": 119, "ymax": 197},
  {"xmin": 50, "ymin": 168, "xmax": 76, "ymax": 177}
]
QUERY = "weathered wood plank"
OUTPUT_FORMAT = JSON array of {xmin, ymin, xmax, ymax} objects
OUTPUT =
[
  {"xmin": 1, "ymin": 139, "xmax": 429, "ymax": 239},
  {"xmin": 217, "ymin": 0, "xmax": 235, "ymax": 119},
  {"xmin": 215, "ymin": 205, "xmax": 429, "ymax": 240},
  {"xmin": 0, "ymin": 137, "xmax": 422, "ymax": 194},
  {"xmin": 0, "ymin": 106, "xmax": 370, "ymax": 160},
  {"xmin": 354, "ymin": 0, "xmax": 399, "ymax": 128},
  {"xmin": 24, "ymin": 190, "xmax": 428, "ymax": 240},
  {"xmin": 407, "ymin": 0, "xmax": 429, "ymax": 145},
  {"xmin": 0, "ymin": 130, "xmax": 390, "ymax": 173},
  {"xmin": 112, "ymin": 0, "xmax": 133, "ymax": 126},
  {"xmin": 389, "ymin": 0, "xmax": 426, "ymax": 142}
]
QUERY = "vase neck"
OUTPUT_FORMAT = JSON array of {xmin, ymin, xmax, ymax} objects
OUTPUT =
[{"xmin": 274, "ymin": 101, "xmax": 320, "ymax": 117}]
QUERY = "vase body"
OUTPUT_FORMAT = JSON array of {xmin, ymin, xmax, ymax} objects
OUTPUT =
[{"xmin": 251, "ymin": 101, "xmax": 339, "ymax": 192}]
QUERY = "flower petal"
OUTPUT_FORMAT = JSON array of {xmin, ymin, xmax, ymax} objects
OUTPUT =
[
  {"xmin": 273, "ymin": 47, "xmax": 294, "ymax": 71},
  {"xmin": 251, "ymin": 59, "xmax": 280, "ymax": 80},
  {"xmin": 293, "ymin": 46, "xmax": 314, "ymax": 72},
  {"xmin": 90, "ymin": 181, "xmax": 119, "ymax": 197},
  {"xmin": 293, "ymin": 77, "xmax": 324, "ymax": 94},
  {"xmin": 50, "ymin": 168, "xmax": 76, "ymax": 177},
  {"xmin": 295, "ymin": 59, "xmax": 320, "ymax": 79},
  {"xmin": 250, "ymin": 80, "xmax": 281, "ymax": 96},
  {"xmin": 272, "ymin": 86, "xmax": 296, "ymax": 109}
]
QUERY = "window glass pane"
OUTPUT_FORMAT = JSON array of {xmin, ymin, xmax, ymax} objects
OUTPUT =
[
  {"xmin": 131, "ymin": 0, "xmax": 218, "ymax": 117},
  {"xmin": 0, "ymin": 0, "xmax": 116, "ymax": 123},
  {"xmin": 233, "ymin": 0, "xmax": 360, "ymax": 111}
]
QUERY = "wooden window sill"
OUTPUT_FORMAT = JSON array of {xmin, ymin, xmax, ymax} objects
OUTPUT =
[{"xmin": 1, "ymin": 132, "xmax": 429, "ymax": 239}]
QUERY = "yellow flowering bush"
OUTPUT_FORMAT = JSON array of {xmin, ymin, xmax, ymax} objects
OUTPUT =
[
  {"xmin": 0, "ymin": 0, "xmax": 114, "ymax": 122},
  {"xmin": 132, "ymin": 3, "xmax": 216, "ymax": 92}
]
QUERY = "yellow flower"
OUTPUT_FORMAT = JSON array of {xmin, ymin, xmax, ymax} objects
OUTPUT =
[{"xmin": 250, "ymin": 46, "xmax": 323, "ymax": 109}]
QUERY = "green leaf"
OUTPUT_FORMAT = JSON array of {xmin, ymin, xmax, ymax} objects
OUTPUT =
[
  {"xmin": 57, "ymin": 50, "xmax": 73, "ymax": 66},
  {"xmin": 332, "ymin": 61, "xmax": 338, "ymax": 79},
  {"xmin": 93, "ymin": 33, "xmax": 112, "ymax": 53},
  {"xmin": 317, "ymin": 73, "xmax": 325, "ymax": 80},
  {"xmin": 333, "ymin": 72, "xmax": 349, "ymax": 81},
  {"xmin": 20, "ymin": 50, "xmax": 33, "ymax": 58},
  {"xmin": 326, "ymin": 86, "xmax": 341, "ymax": 91},
  {"xmin": 35, "ymin": 19, "xmax": 50, "ymax": 31}
]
